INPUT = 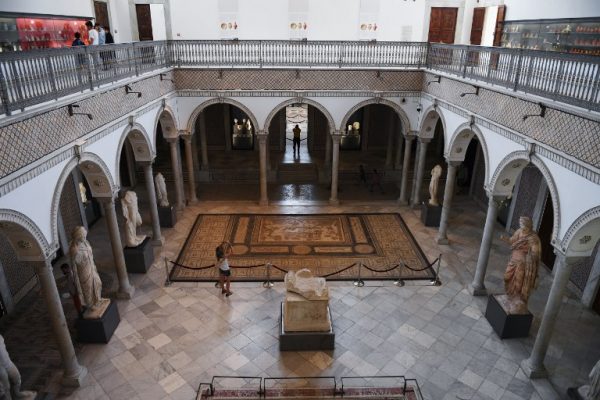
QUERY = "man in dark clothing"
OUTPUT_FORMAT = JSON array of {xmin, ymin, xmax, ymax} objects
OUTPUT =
[
  {"xmin": 104, "ymin": 26, "xmax": 114, "ymax": 44},
  {"xmin": 71, "ymin": 32, "xmax": 85, "ymax": 47},
  {"xmin": 292, "ymin": 124, "xmax": 301, "ymax": 157}
]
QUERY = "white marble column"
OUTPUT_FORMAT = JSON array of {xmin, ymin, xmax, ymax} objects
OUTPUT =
[
  {"xmin": 469, "ymin": 193, "xmax": 505, "ymax": 295},
  {"xmin": 394, "ymin": 131, "xmax": 404, "ymax": 170},
  {"xmin": 582, "ymin": 248, "xmax": 600, "ymax": 308},
  {"xmin": 258, "ymin": 132, "xmax": 268, "ymax": 206},
  {"xmin": 411, "ymin": 137, "xmax": 430, "ymax": 207},
  {"xmin": 398, "ymin": 135, "xmax": 414, "ymax": 205},
  {"xmin": 141, "ymin": 162, "xmax": 162, "ymax": 246},
  {"xmin": 329, "ymin": 133, "xmax": 341, "ymax": 205},
  {"xmin": 198, "ymin": 112, "xmax": 209, "ymax": 169},
  {"xmin": 385, "ymin": 113, "xmax": 395, "ymax": 167},
  {"xmin": 436, "ymin": 161, "xmax": 460, "ymax": 244},
  {"xmin": 167, "ymin": 138, "xmax": 184, "ymax": 210},
  {"xmin": 521, "ymin": 253, "xmax": 577, "ymax": 378},
  {"xmin": 181, "ymin": 134, "xmax": 198, "ymax": 203},
  {"xmin": 101, "ymin": 196, "xmax": 134, "ymax": 299},
  {"xmin": 35, "ymin": 260, "xmax": 87, "ymax": 386}
]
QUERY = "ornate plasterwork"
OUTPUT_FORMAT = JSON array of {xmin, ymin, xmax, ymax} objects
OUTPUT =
[
  {"xmin": 489, "ymin": 151, "xmax": 561, "ymax": 244},
  {"xmin": 0, "ymin": 209, "xmax": 54, "ymax": 260},
  {"xmin": 417, "ymin": 105, "xmax": 446, "ymax": 140},
  {"xmin": 337, "ymin": 98, "xmax": 412, "ymax": 134},
  {"xmin": 186, "ymin": 97, "xmax": 261, "ymax": 134},
  {"xmin": 560, "ymin": 206, "xmax": 600, "ymax": 256},
  {"xmin": 115, "ymin": 123, "xmax": 154, "ymax": 187},
  {"xmin": 446, "ymin": 122, "xmax": 490, "ymax": 185},
  {"xmin": 264, "ymin": 98, "xmax": 335, "ymax": 133},
  {"xmin": 155, "ymin": 106, "xmax": 180, "ymax": 140}
]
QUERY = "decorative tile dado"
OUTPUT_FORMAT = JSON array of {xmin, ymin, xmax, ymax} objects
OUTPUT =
[
  {"xmin": 174, "ymin": 69, "xmax": 424, "ymax": 92},
  {"xmin": 177, "ymin": 90, "xmax": 422, "ymax": 98},
  {"xmin": 422, "ymin": 73, "xmax": 600, "ymax": 169}
]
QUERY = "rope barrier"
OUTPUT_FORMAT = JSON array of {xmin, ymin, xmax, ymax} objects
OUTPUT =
[
  {"xmin": 401, "ymin": 257, "xmax": 439, "ymax": 272},
  {"xmin": 321, "ymin": 262, "xmax": 358, "ymax": 278},
  {"xmin": 361, "ymin": 263, "xmax": 400, "ymax": 274}
]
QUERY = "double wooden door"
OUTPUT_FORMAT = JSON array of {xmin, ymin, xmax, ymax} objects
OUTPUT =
[
  {"xmin": 94, "ymin": 1, "xmax": 110, "ymax": 30},
  {"xmin": 428, "ymin": 7, "xmax": 458, "ymax": 44}
]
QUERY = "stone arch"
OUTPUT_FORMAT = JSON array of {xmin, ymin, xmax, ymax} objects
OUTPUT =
[
  {"xmin": 446, "ymin": 122, "xmax": 491, "ymax": 185},
  {"xmin": 338, "ymin": 98, "xmax": 411, "ymax": 134},
  {"xmin": 115, "ymin": 123, "xmax": 154, "ymax": 187},
  {"xmin": 417, "ymin": 106, "xmax": 447, "ymax": 140},
  {"xmin": 559, "ymin": 206, "xmax": 600, "ymax": 257},
  {"xmin": 50, "ymin": 153, "xmax": 117, "ymax": 247},
  {"xmin": 489, "ymin": 151, "xmax": 561, "ymax": 244},
  {"xmin": 264, "ymin": 98, "xmax": 336, "ymax": 134},
  {"xmin": 0, "ymin": 209, "xmax": 53, "ymax": 261},
  {"xmin": 154, "ymin": 106, "xmax": 179, "ymax": 140},
  {"xmin": 186, "ymin": 98, "xmax": 261, "ymax": 134}
]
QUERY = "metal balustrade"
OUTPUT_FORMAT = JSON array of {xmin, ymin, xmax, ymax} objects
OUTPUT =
[{"xmin": 0, "ymin": 40, "xmax": 597, "ymax": 116}]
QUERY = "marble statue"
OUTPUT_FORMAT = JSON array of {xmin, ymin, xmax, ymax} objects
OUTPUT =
[
  {"xmin": 428, "ymin": 165, "xmax": 443, "ymax": 206},
  {"xmin": 245, "ymin": 119, "xmax": 252, "ymax": 134},
  {"xmin": 69, "ymin": 226, "xmax": 108, "ymax": 318},
  {"xmin": 233, "ymin": 118, "xmax": 243, "ymax": 135},
  {"xmin": 154, "ymin": 173, "xmax": 169, "ymax": 207},
  {"xmin": 283, "ymin": 269, "xmax": 331, "ymax": 332},
  {"xmin": 121, "ymin": 191, "xmax": 146, "ymax": 247},
  {"xmin": 352, "ymin": 121, "xmax": 360, "ymax": 131},
  {"xmin": 347, "ymin": 124, "xmax": 353, "ymax": 134},
  {"xmin": 575, "ymin": 359, "xmax": 600, "ymax": 400},
  {"xmin": 500, "ymin": 216, "xmax": 542, "ymax": 314},
  {"xmin": 0, "ymin": 335, "xmax": 36, "ymax": 400},
  {"xmin": 78, "ymin": 182, "xmax": 88, "ymax": 204}
]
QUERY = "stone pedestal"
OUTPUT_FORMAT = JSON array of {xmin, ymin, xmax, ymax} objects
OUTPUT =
[
  {"xmin": 76, "ymin": 300, "xmax": 120, "ymax": 343},
  {"xmin": 485, "ymin": 295, "xmax": 532, "ymax": 339},
  {"xmin": 158, "ymin": 205, "xmax": 177, "ymax": 228},
  {"xmin": 421, "ymin": 203, "xmax": 442, "ymax": 227},
  {"xmin": 279, "ymin": 303, "xmax": 334, "ymax": 351},
  {"xmin": 283, "ymin": 292, "xmax": 331, "ymax": 332},
  {"xmin": 567, "ymin": 386, "xmax": 589, "ymax": 400},
  {"xmin": 124, "ymin": 237, "xmax": 154, "ymax": 273}
]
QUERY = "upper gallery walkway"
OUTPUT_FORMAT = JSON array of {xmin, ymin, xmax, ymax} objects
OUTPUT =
[{"xmin": 0, "ymin": 40, "xmax": 598, "ymax": 118}]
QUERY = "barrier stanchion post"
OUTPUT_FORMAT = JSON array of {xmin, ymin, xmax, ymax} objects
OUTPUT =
[
  {"xmin": 431, "ymin": 254, "xmax": 442, "ymax": 286},
  {"xmin": 394, "ymin": 263, "xmax": 405, "ymax": 287},
  {"xmin": 353, "ymin": 262, "xmax": 365, "ymax": 287},
  {"xmin": 164, "ymin": 257, "xmax": 171, "ymax": 286},
  {"xmin": 263, "ymin": 262, "xmax": 274, "ymax": 288}
]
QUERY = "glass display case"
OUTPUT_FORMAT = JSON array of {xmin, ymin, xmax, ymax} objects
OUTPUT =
[
  {"xmin": 501, "ymin": 17, "xmax": 600, "ymax": 55},
  {"xmin": 0, "ymin": 14, "xmax": 90, "ymax": 52}
]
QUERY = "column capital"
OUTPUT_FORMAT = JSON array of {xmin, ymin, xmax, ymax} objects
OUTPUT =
[
  {"xmin": 445, "ymin": 159, "xmax": 462, "ymax": 167},
  {"xmin": 181, "ymin": 134, "xmax": 193, "ymax": 143},
  {"xmin": 165, "ymin": 137, "xmax": 180, "ymax": 144},
  {"xmin": 178, "ymin": 129, "xmax": 191, "ymax": 136},
  {"xmin": 403, "ymin": 134, "xmax": 416, "ymax": 141},
  {"xmin": 418, "ymin": 136, "xmax": 432, "ymax": 144}
]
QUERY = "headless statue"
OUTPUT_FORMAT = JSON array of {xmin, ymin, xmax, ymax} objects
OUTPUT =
[
  {"xmin": 428, "ymin": 165, "xmax": 443, "ymax": 206},
  {"xmin": 121, "ymin": 191, "xmax": 146, "ymax": 247},
  {"xmin": 154, "ymin": 173, "xmax": 169, "ymax": 207},
  {"xmin": 0, "ymin": 335, "xmax": 36, "ymax": 400}
]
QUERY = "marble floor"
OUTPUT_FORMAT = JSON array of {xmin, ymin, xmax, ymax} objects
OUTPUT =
[{"xmin": 4, "ymin": 194, "xmax": 600, "ymax": 400}]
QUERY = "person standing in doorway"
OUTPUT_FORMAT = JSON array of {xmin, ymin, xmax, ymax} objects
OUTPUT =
[
  {"xmin": 96, "ymin": 23, "xmax": 106, "ymax": 45},
  {"xmin": 85, "ymin": 21, "xmax": 98, "ymax": 45},
  {"xmin": 216, "ymin": 241, "xmax": 233, "ymax": 297},
  {"xmin": 104, "ymin": 26, "xmax": 114, "ymax": 44},
  {"xmin": 293, "ymin": 124, "xmax": 301, "ymax": 157}
]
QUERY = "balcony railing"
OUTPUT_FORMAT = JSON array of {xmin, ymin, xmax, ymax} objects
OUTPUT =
[{"xmin": 0, "ymin": 40, "xmax": 597, "ymax": 116}]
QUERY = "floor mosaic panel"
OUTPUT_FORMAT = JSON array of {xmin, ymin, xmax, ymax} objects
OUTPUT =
[{"xmin": 170, "ymin": 214, "xmax": 435, "ymax": 282}]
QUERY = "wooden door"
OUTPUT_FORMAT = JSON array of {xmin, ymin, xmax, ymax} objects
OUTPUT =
[
  {"xmin": 428, "ymin": 7, "xmax": 457, "ymax": 44},
  {"xmin": 493, "ymin": 5, "xmax": 506, "ymax": 47},
  {"xmin": 94, "ymin": 1, "xmax": 110, "ymax": 30},
  {"xmin": 538, "ymin": 193, "xmax": 556, "ymax": 270},
  {"xmin": 470, "ymin": 7, "xmax": 485, "ymax": 45},
  {"xmin": 135, "ymin": 4, "xmax": 153, "ymax": 41}
]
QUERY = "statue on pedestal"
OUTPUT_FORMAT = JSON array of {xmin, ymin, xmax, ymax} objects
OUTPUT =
[
  {"xmin": 428, "ymin": 165, "xmax": 443, "ymax": 206},
  {"xmin": 78, "ymin": 182, "xmax": 88, "ymax": 204},
  {"xmin": 500, "ymin": 216, "xmax": 541, "ymax": 314},
  {"xmin": 570, "ymin": 359, "xmax": 600, "ymax": 400},
  {"xmin": 283, "ymin": 269, "xmax": 331, "ymax": 332},
  {"xmin": 233, "ymin": 118, "xmax": 243, "ymax": 135},
  {"xmin": 0, "ymin": 335, "xmax": 36, "ymax": 400},
  {"xmin": 245, "ymin": 119, "xmax": 253, "ymax": 135},
  {"xmin": 121, "ymin": 191, "xmax": 146, "ymax": 247},
  {"xmin": 154, "ymin": 173, "xmax": 169, "ymax": 207},
  {"xmin": 69, "ymin": 226, "xmax": 109, "ymax": 319}
]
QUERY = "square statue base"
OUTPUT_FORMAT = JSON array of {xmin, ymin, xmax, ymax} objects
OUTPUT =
[
  {"xmin": 158, "ymin": 205, "xmax": 176, "ymax": 228},
  {"xmin": 124, "ymin": 237, "xmax": 154, "ymax": 273},
  {"xmin": 279, "ymin": 303, "xmax": 334, "ymax": 351},
  {"xmin": 485, "ymin": 294, "xmax": 533, "ymax": 339},
  {"xmin": 421, "ymin": 203, "xmax": 442, "ymax": 227},
  {"xmin": 76, "ymin": 300, "xmax": 120, "ymax": 343}
]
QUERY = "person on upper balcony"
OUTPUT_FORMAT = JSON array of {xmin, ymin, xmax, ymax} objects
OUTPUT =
[
  {"xmin": 96, "ymin": 23, "xmax": 106, "ymax": 45},
  {"xmin": 85, "ymin": 21, "xmax": 98, "ymax": 45}
]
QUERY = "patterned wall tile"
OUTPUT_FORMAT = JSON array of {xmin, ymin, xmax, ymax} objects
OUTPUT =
[
  {"xmin": 510, "ymin": 166, "xmax": 542, "ymax": 231},
  {"xmin": 571, "ymin": 241, "xmax": 599, "ymax": 291},
  {"xmin": 59, "ymin": 173, "xmax": 82, "ymax": 241},
  {"xmin": 0, "ymin": 234, "xmax": 36, "ymax": 296}
]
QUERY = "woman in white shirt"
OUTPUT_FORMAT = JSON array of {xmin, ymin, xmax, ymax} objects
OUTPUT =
[{"xmin": 216, "ymin": 241, "xmax": 233, "ymax": 296}]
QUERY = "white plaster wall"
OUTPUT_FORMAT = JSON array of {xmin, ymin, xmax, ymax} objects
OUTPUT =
[
  {"xmin": 481, "ymin": 6, "xmax": 498, "ymax": 46},
  {"xmin": 477, "ymin": 125, "xmax": 522, "ymax": 184},
  {"xmin": 313, "ymin": 97, "xmax": 371, "ymax": 130},
  {"xmin": 135, "ymin": 105, "xmax": 161, "ymax": 153},
  {"xmin": 0, "ymin": 0, "xmax": 93, "ymax": 17},
  {"xmin": 0, "ymin": 159, "xmax": 70, "ymax": 245},
  {"xmin": 85, "ymin": 133, "xmax": 121, "ymax": 188},
  {"xmin": 378, "ymin": 0, "xmax": 427, "ymax": 42},
  {"xmin": 238, "ymin": 0, "xmax": 288, "ymax": 40},
  {"xmin": 176, "ymin": 97, "xmax": 213, "ymax": 130},
  {"xmin": 108, "ymin": 0, "xmax": 133, "ymax": 43},
  {"xmin": 150, "ymin": 3, "xmax": 167, "ymax": 41},
  {"xmin": 169, "ymin": 0, "xmax": 218, "ymax": 39},
  {"xmin": 503, "ymin": 0, "xmax": 600, "ymax": 21}
]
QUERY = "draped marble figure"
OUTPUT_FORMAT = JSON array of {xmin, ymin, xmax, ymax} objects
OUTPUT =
[
  {"xmin": 428, "ymin": 165, "xmax": 443, "ymax": 206},
  {"xmin": 154, "ymin": 173, "xmax": 169, "ymax": 207},
  {"xmin": 121, "ymin": 191, "xmax": 146, "ymax": 247},
  {"xmin": 69, "ymin": 226, "xmax": 103, "ymax": 311},
  {"xmin": 0, "ymin": 334, "xmax": 36, "ymax": 400},
  {"xmin": 501, "ymin": 216, "xmax": 541, "ymax": 314}
]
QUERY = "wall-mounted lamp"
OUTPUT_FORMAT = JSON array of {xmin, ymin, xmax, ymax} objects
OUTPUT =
[
  {"xmin": 217, "ymin": 70, "xmax": 223, "ymax": 80},
  {"xmin": 68, "ymin": 104, "xmax": 93, "ymax": 120},
  {"xmin": 459, "ymin": 86, "xmax": 480, "ymax": 97},
  {"xmin": 125, "ymin": 85, "xmax": 142, "ymax": 98},
  {"xmin": 376, "ymin": 70, "xmax": 382, "ymax": 79},
  {"xmin": 295, "ymin": 69, "xmax": 301, "ymax": 79},
  {"xmin": 427, "ymin": 76, "xmax": 441, "ymax": 86},
  {"xmin": 522, "ymin": 103, "xmax": 546, "ymax": 121},
  {"xmin": 401, "ymin": 98, "xmax": 406, "ymax": 104},
  {"xmin": 159, "ymin": 73, "xmax": 173, "ymax": 82},
  {"xmin": 416, "ymin": 104, "xmax": 422, "ymax": 113}
]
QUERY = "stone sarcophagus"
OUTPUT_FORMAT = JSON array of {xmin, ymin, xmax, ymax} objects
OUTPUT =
[{"xmin": 283, "ymin": 269, "xmax": 331, "ymax": 332}]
